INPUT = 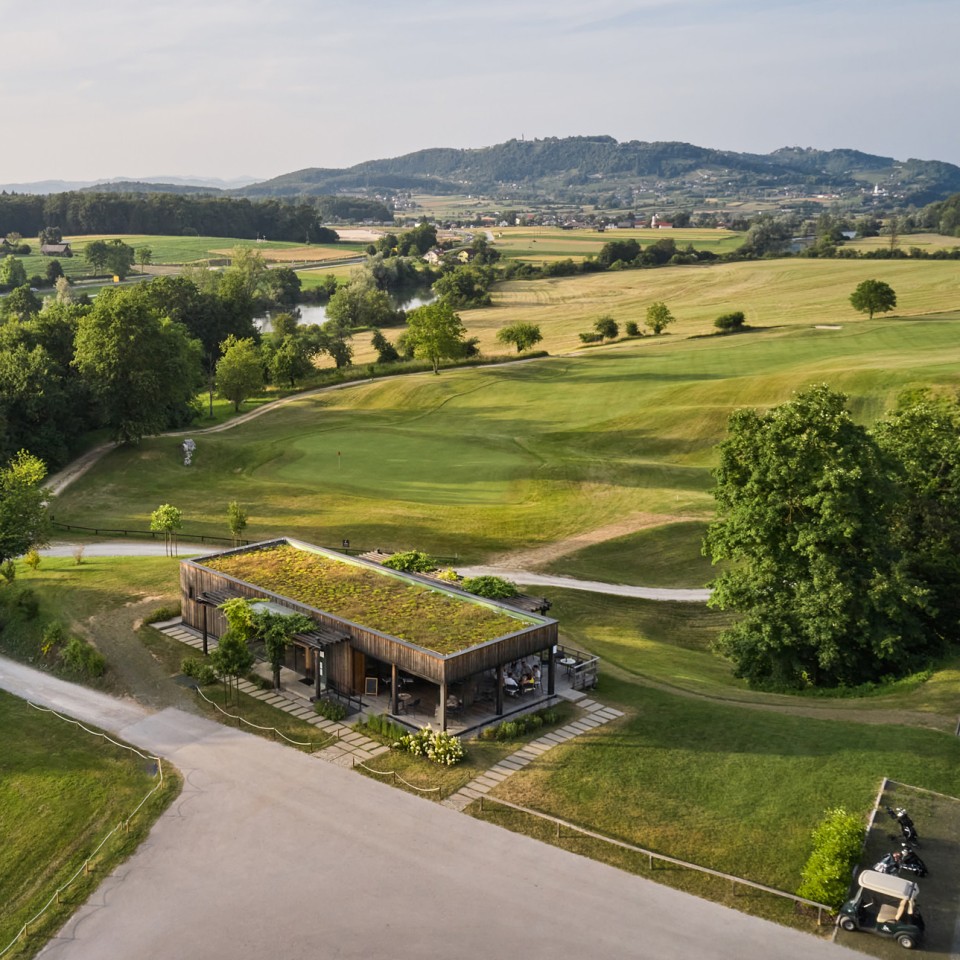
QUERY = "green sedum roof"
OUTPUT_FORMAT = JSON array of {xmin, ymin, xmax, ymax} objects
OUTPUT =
[{"xmin": 203, "ymin": 543, "xmax": 535, "ymax": 654}]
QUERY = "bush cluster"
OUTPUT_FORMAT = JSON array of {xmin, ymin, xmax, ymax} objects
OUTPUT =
[
  {"xmin": 459, "ymin": 575, "xmax": 518, "ymax": 599},
  {"xmin": 314, "ymin": 697, "xmax": 347, "ymax": 722},
  {"xmin": 362, "ymin": 712, "xmax": 407, "ymax": 742},
  {"xmin": 478, "ymin": 707, "xmax": 561, "ymax": 741},
  {"xmin": 796, "ymin": 807, "xmax": 864, "ymax": 908},
  {"xmin": 0, "ymin": 585, "xmax": 39, "ymax": 622},
  {"xmin": 395, "ymin": 726, "xmax": 465, "ymax": 766},
  {"xmin": 60, "ymin": 636, "xmax": 106, "ymax": 678},
  {"xmin": 181, "ymin": 657, "xmax": 217, "ymax": 686},
  {"xmin": 382, "ymin": 550, "xmax": 437, "ymax": 573}
]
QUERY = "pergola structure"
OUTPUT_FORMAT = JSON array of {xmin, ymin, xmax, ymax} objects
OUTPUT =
[{"xmin": 180, "ymin": 539, "xmax": 559, "ymax": 731}]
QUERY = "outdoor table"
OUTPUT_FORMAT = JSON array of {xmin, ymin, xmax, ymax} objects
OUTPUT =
[{"xmin": 559, "ymin": 657, "xmax": 577, "ymax": 677}]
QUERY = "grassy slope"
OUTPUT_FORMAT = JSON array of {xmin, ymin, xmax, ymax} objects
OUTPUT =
[
  {"xmin": 53, "ymin": 314, "xmax": 960, "ymax": 561},
  {"xmin": 542, "ymin": 520, "xmax": 716, "ymax": 587},
  {"xmin": 0, "ymin": 691, "xmax": 180, "ymax": 958},
  {"xmin": 489, "ymin": 677, "xmax": 960, "ymax": 919},
  {"xmin": 459, "ymin": 257, "xmax": 960, "ymax": 355}
]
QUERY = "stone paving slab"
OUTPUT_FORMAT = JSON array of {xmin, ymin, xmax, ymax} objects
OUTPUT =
[
  {"xmin": 369, "ymin": 745, "xmax": 390, "ymax": 757},
  {"xmin": 484, "ymin": 769, "xmax": 509, "ymax": 782}
]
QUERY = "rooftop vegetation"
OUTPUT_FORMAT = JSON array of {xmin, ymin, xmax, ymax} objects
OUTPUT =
[{"xmin": 202, "ymin": 544, "xmax": 534, "ymax": 654}]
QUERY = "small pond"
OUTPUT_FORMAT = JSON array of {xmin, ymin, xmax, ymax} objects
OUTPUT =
[{"xmin": 257, "ymin": 290, "xmax": 435, "ymax": 332}]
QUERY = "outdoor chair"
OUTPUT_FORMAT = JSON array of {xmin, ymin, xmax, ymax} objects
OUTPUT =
[{"xmin": 406, "ymin": 697, "xmax": 421, "ymax": 715}]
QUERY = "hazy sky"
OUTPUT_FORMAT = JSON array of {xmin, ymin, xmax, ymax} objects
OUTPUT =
[{"xmin": 4, "ymin": 0, "xmax": 957, "ymax": 183}]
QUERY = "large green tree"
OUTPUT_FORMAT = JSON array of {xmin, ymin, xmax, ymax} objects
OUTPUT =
[
  {"xmin": 849, "ymin": 279, "xmax": 896, "ymax": 319},
  {"xmin": 325, "ymin": 276, "xmax": 395, "ymax": 329},
  {"xmin": 496, "ymin": 322, "xmax": 542, "ymax": 353},
  {"xmin": 215, "ymin": 335, "xmax": 263, "ymax": 411},
  {"xmin": 404, "ymin": 302, "xmax": 468, "ymax": 374},
  {"xmin": 0, "ymin": 450, "xmax": 50, "ymax": 565},
  {"xmin": 140, "ymin": 275, "xmax": 258, "ymax": 417},
  {"xmin": 432, "ymin": 266, "xmax": 493, "ymax": 308},
  {"xmin": 875, "ymin": 391, "xmax": 960, "ymax": 650},
  {"xmin": 705, "ymin": 385, "xmax": 926, "ymax": 689},
  {"xmin": 645, "ymin": 301, "xmax": 674, "ymax": 335},
  {"xmin": 0, "ymin": 255, "xmax": 27, "ymax": 290},
  {"xmin": 83, "ymin": 240, "xmax": 109, "ymax": 277},
  {"xmin": 73, "ymin": 286, "xmax": 202, "ymax": 442}
]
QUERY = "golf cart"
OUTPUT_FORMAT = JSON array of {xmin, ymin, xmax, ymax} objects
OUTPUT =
[{"xmin": 837, "ymin": 869, "xmax": 924, "ymax": 949}]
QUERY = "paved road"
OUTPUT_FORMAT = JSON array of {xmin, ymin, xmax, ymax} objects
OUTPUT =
[
  {"xmin": 457, "ymin": 565, "xmax": 711, "ymax": 602},
  {"xmin": 37, "ymin": 544, "xmax": 710, "ymax": 601},
  {"xmin": 0, "ymin": 658, "xmax": 856, "ymax": 960}
]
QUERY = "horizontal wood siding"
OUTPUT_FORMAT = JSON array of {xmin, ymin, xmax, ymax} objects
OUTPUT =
[
  {"xmin": 442, "ymin": 623, "xmax": 558, "ymax": 682},
  {"xmin": 180, "ymin": 557, "xmax": 558, "ymax": 687}
]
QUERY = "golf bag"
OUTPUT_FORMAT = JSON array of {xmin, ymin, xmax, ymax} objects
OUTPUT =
[
  {"xmin": 886, "ymin": 806, "xmax": 920, "ymax": 845},
  {"xmin": 873, "ymin": 845, "xmax": 928, "ymax": 878}
]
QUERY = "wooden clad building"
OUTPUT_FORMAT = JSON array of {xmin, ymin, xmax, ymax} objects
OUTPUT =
[{"xmin": 180, "ymin": 538, "xmax": 559, "ymax": 730}]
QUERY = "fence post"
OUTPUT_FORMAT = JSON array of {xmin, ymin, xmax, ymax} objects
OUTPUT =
[
  {"xmin": 479, "ymin": 795, "xmax": 483, "ymax": 813},
  {"xmin": 555, "ymin": 820, "xmax": 560, "ymax": 840}
]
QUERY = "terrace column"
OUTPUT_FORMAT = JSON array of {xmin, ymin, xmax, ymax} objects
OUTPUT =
[
  {"xmin": 547, "ymin": 647, "xmax": 555, "ymax": 696},
  {"xmin": 315, "ymin": 652, "xmax": 323, "ymax": 700},
  {"xmin": 495, "ymin": 664, "xmax": 503, "ymax": 717},
  {"xmin": 438, "ymin": 680, "xmax": 448, "ymax": 732},
  {"xmin": 391, "ymin": 663, "xmax": 398, "ymax": 715},
  {"xmin": 201, "ymin": 605, "xmax": 208, "ymax": 657}
]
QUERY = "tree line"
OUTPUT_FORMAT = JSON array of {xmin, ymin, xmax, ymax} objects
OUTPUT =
[{"xmin": 0, "ymin": 192, "xmax": 340, "ymax": 242}]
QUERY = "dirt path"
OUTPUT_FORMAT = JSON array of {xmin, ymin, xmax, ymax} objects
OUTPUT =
[
  {"xmin": 485, "ymin": 512, "xmax": 701, "ymax": 569},
  {"xmin": 76, "ymin": 595, "xmax": 201, "ymax": 714}
]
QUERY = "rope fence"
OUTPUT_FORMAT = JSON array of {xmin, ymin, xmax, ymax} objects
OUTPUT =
[
  {"xmin": 474, "ymin": 794, "xmax": 834, "ymax": 925},
  {"xmin": 352, "ymin": 758, "xmax": 444, "ymax": 797},
  {"xmin": 195, "ymin": 684, "xmax": 331, "ymax": 749},
  {"xmin": 0, "ymin": 703, "xmax": 167, "ymax": 959}
]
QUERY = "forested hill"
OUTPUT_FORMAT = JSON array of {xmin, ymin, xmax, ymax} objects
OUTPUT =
[{"xmin": 239, "ymin": 136, "xmax": 960, "ymax": 206}]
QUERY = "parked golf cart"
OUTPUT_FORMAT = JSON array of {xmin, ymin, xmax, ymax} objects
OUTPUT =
[{"xmin": 837, "ymin": 869, "xmax": 924, "ymax": 949}]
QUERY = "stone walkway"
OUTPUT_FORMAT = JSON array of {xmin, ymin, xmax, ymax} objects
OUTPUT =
[
  {"xmin": 443, "ymin": 695, "xmax": 624, "ymax": 811},
  {"xmin": 155, "ymin": 618, "xmax": 624, "ymax": 797},
  {"xmin": 154, "ymin": 618, "xmax": 389, "ymax": 765}
]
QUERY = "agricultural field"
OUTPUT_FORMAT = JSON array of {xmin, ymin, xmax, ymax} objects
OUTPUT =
[
  {"xmin": 489, "ymin": 225, "xmax": 745, "ymax": 262},
  {"xmin": 53, "ymin": 311, "xmax": 960, "ymax": 568},
  {"xmin": 844, "ymin": 231, "xmax": 960, "ymax": 254},
  {"xmin": 10, "ymin": 234, "xmax": 364, "ymax": 282},
  {"xmin": 0, "ymin": 691, "xmax": 179, "ymax": 958}
]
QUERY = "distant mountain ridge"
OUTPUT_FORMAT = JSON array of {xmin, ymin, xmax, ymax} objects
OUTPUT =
[
  {"xmin": 236, "ymin": 137, "xmax": 960, "ymax": 206},
  {"xmin": 5, "ymin": 138, "xmax": 959, "ymax": 207},
  {"xmin": 0, "ymin": 174, "xmax": 260, "ymax": 195}
]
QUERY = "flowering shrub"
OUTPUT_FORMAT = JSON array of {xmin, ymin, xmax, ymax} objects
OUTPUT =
[{"xmin": 396, "ymin": 726, "xmax": 465, "ymax": 766}]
